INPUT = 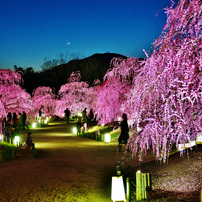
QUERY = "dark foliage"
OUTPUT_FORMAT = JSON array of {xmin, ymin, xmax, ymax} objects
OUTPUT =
[{"xmin": 22, "ymin": 53, "xmax": 127, "ymax": 95}]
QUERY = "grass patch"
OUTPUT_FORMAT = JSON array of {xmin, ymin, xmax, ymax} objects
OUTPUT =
[
  {"xmin": 85, "ymin": 125, "xmax": 120, "ymax": 140},
  {"xmin": 0, "ymin": 142, "xmax": 17, "ymax": 151},
  {"xmin": 0, "ymin": 142, "xmax": 17, "ymax": 162}
]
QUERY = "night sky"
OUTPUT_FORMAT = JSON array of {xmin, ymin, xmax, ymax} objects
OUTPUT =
[{"xmin": 0, "ymin": 0, "xmax": 176, "ymax": 71}]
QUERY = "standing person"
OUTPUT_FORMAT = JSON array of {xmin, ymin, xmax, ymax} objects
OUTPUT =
[
  {"xmin": 82, "ymin": 108, "xmax": 87, "ymax": 123},
  {"xmin": 22, "ymin": 111, "xmax": 29, "ymax": 129},
  {"xmin": 116, "ymin": 113, "xmax": 129, "ymax": 153},
  {"xmin": 82, "ymin": 108, "xmax": 88, "ymax": 131},
  {"xmin": 64, "ymin": 108, "xmax": 70, "ymax": 124},
  {"xmin": 13, "ymin": 114, "xmax": 20, "ymax": 129},
  {"xmin": 3, "ymin": 118, "xmax": 12, "ymax": 143},
  {"xmin": 19, "ymin": 113, "xmax": 23, "ymax": 130},
  {"xmin": 7, "ymin": 112, "xmax": 12, "ymax": 123},
  {"xmin": 77, "ymin": 115, "xmax": 82, "ymax": 135},
  {"xmin": 39, "ymin": 108, "xmax": 42, "ymax": 119},
  {"xmin": 89, "ymin": 109, "xmax": 94, "ymax": 122},
  {"xmin": 12, "ymin": 112, "xmax": 17, "ymax": 126}
]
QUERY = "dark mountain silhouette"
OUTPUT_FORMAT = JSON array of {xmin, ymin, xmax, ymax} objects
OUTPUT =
[{"xmin": 22, "ymin": 53, "xmax": 127, "ymax": 95}]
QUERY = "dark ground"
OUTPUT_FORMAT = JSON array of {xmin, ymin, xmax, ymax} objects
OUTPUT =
[
  {"xmin": 0, "ymin": 121, "xmax": 201, "ymax": 201},
  {"xmin": 0, "ymin": 121, "xmax": 143, "ymax": 202}
]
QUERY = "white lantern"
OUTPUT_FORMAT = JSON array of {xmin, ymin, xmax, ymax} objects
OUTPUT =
[
  {"xmin": 73, "ymin": 127, "xmax": 77, "ymax": 134},
  {"xmin": 32, "ymin": 123, "xmax": 36, "ymax": 128},
  {"xmin": 14, "ymin": 136, "xmax": 20, "ymax": 146},
  {"xmin": 105, "ymin": 133, "xmax": 110, "ymax": 143},
  {"xmin": 111, "ymin": 175, "xmax": 126, "ymax": 202}
]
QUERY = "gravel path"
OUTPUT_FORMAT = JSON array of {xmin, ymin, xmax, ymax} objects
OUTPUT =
[{"xmin": 0, "ymin": 121, "xmax": 136, "ymax": 202}]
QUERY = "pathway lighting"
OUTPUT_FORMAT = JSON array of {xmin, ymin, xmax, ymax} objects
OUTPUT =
[
  {"xmin": 0, "ymin": 134, "xmax": 3, "ymax": 142},
  {"xmin": 105, "ymin": 133, "xmax": 110, "ymax": 143},
  {"xmin": 14, "ymin": 136, "xmax": 20, "ymax": 146},
  {"xmin": 73, "ymin": 127, "xmax": 77, "ymax": 134},
  {"xmin": 111, "ymin": 175, "xmax": 126, "ymax": 202},
  {"xmin": 118, "ymin": 116, "xmax": 122, "ymax": 122},
  {"xmin": 78, "ymin": 112, "xmax": 82, "ymax": 117},
  {"xmin": 32, "ymin": 123, "xmax": 36, "ymax": 128},
  {"xmin": 44, "ymin": 120, "xmax": 48, "ymax": 124}
]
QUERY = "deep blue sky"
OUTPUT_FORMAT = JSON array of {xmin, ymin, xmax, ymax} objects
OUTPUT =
[{"xmin": 0, "ymin": 0, "xmax": 175, "ymax": 71}]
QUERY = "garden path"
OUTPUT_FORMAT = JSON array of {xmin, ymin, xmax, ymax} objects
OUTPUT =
[{"xmin": 0, "ymin": 121, "xmax": 154, "ymax": 202}]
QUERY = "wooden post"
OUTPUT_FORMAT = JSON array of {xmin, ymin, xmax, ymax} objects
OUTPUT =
[
  {"xmin": 126, "ymin": 177, "xmax": 131, "ymax": 202},
  {"xmin": 142, "ymin": 173, "xmax": 147, "ymax": 199},
  {"xmin": 200, "ymin": 183, "xmax": 202, "ymax": 202},
  {"xmin": 136, "ymin": 171, "xmax": 142, "ymax": 201},
  {"xmin": 146, "ymin": 173, "xmax": 152, "ymax": 202}
]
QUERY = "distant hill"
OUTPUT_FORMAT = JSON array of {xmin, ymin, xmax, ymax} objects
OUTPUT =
[{"xmin": 22, "ymin": 53, "xmax": 127, "ymax": 95}]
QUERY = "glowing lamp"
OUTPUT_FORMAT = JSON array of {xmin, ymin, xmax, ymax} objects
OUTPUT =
[
  {"xmin": 111, "ymin": 175, "xmax": 126, "ymax": 202},
  {"xmin": 78, "ymin": 112, "xmax": 82, "ymax": 117},
  {"xmin": 14, "ymin": 136, "xmax": 20, "ymax": 146},
  {"xmin": 118, "ymin": 117, "xmax": 122, "ymax": 122},
  {"xmin": 73, "ymin": 127, "xmax": 77, "ymax": 134},
  {"xmin": 38, "ymin": 119, "xmax": 41, "ymax": 123},
  {"xmin": 105, "ymin": 133, "xmax": 110, "ymax": 143},
  {"xmin": 32, "ymin": 123, "xmax": 36, "ymax": 128},
  {"xmin": 44, "ymin": 120, "xmax": 48, "ymax": 124},
  {"xmin": 62, "ymin": 113, "xmax": 64, "ymax": 117},
  {"xmin": 0, "ymin": 134, "xmax": 3, "ymax": 142},
  {"xmin": 101, "ymin": 124, "xmax": 105, "ymax": 126}
]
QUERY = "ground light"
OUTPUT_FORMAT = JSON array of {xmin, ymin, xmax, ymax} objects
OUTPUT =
[
  {"xmin": 44, "ymin": 119, "xmax": 48, "ymax": 124},
  {"xmin": 0, "ymin": 134, "xmax": 3, "ymax": 142},
  {"xmin": 14, "ymin": 136, "xmax": 20, "ymax": 146},
  {"xmin": 73, "ymin": 127, "xmax": 77, "ymax": 134},
  {"xmin": 32, "ymin": 123, "xmax": 36, "ymax": 128},
  {"xmin": 78, "ymin": 112, "xmax": 82, "ymax": 117},
  {"xmin": 104, "ymin": 133, "xmax": 110, "ymax": 143},
  {"xmin": 111, "ymin": 174, "xmax": 126, "ymax": 202}
]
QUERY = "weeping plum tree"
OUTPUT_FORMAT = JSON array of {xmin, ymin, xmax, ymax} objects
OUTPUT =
[
  {"xmin": 0, "ymin": 85, "xmax": 33, "ymax": 114},
  {"xmin": 32, "ymin": 86, "xmax": 56, "ymax": 117},
  {"xmin": 0, "ymin": 69, "xmax": 33, "ymax": 115},
  {"xmin": 125, "ymin": 0, "xmax": 202, "ymax": 162},
  {"xmin": 56, "ymin": 71, "xmax": 99, "ymax": 117},
  {"xmin": 96, "ymin": 57, "xmax": 143, "ymax": 124},
  {"xmin": 0, "ymin": 69, "xmax": 23, "ymax": 85}
]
